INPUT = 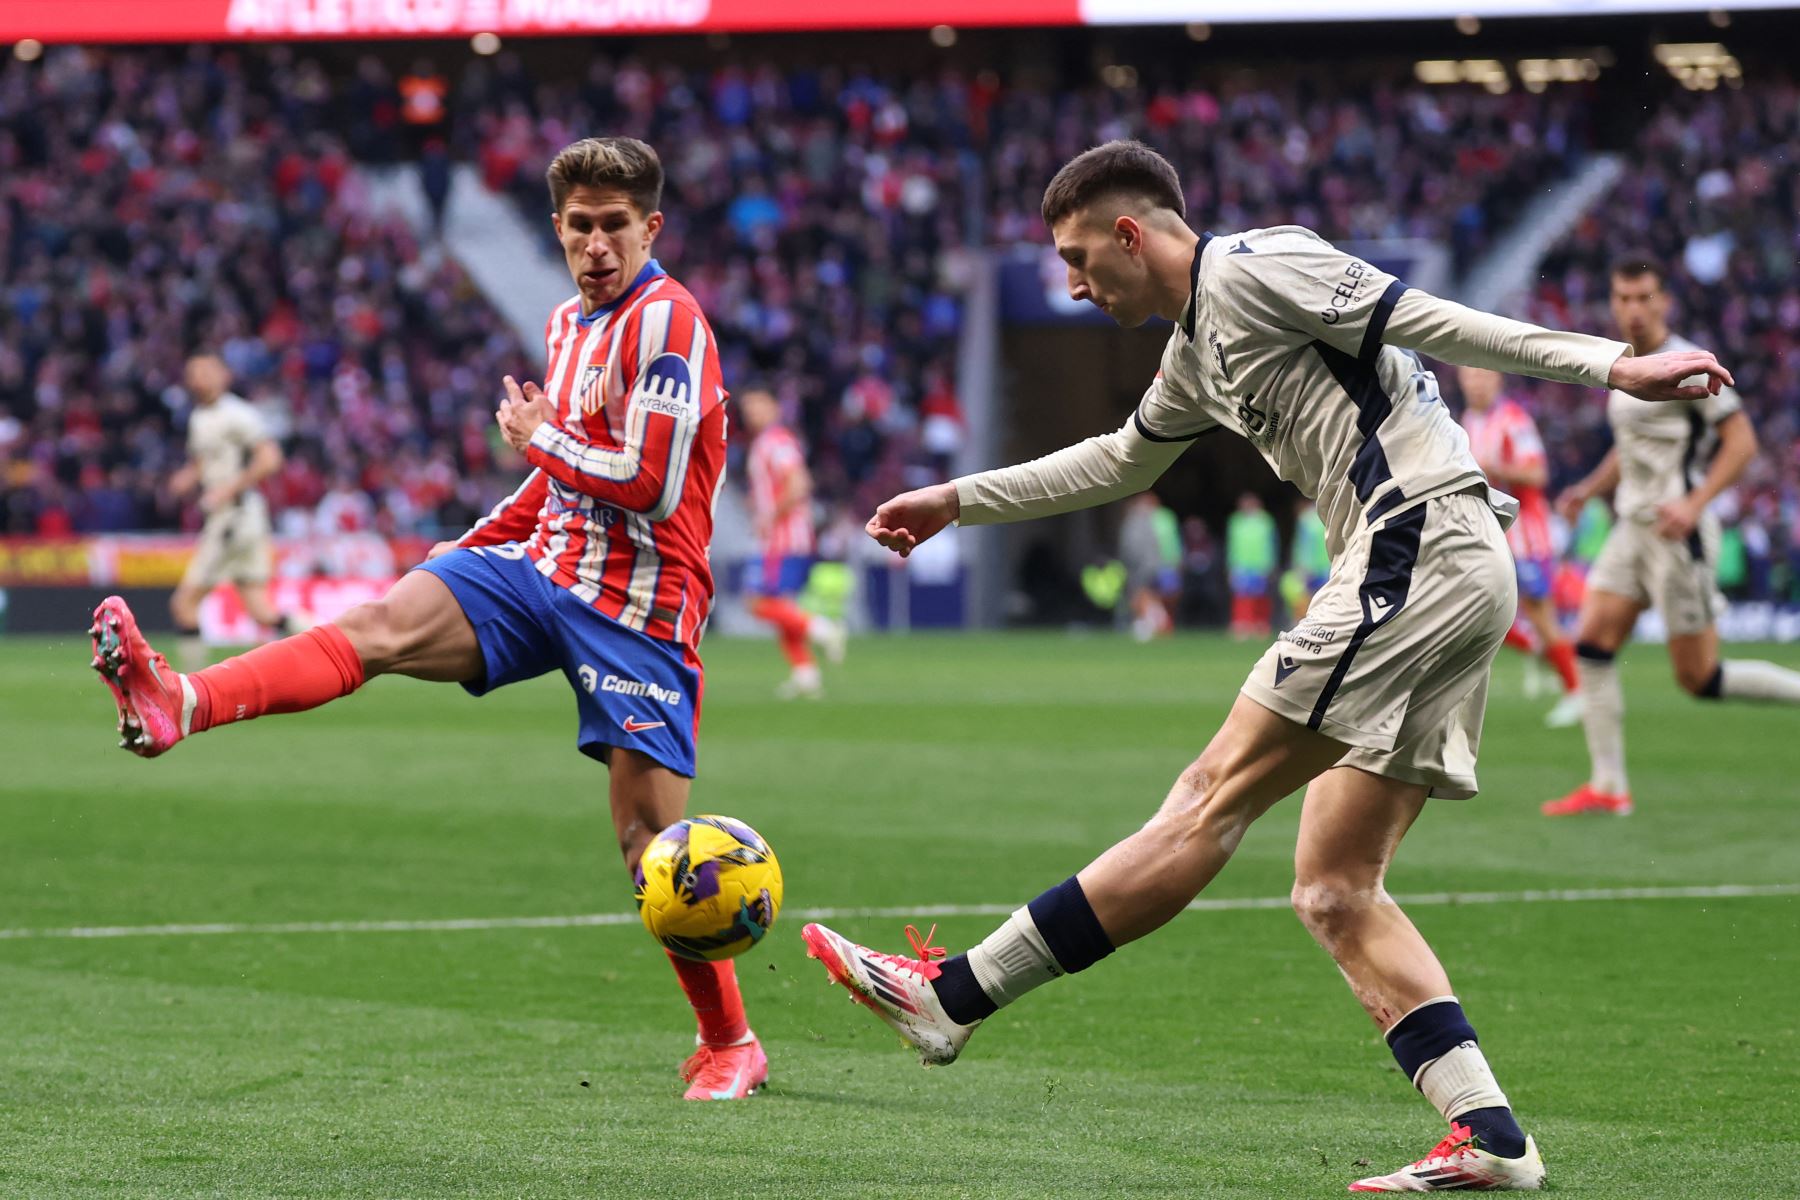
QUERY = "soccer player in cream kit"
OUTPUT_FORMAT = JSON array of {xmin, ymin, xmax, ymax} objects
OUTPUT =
[
  {"xmin": 91, "ymin": 138, "xmax": 770, "ymax": 1101},
  {"xmin": 804, "ymin": 141, "xmax": 1734, "ymax": 1192},
  {"xmin": 1543, "ymin": 256, "xmax": 1800, "ymax": 818}
]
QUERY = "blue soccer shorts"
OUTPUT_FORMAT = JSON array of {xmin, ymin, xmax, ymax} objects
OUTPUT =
[
  {"xmin": 743, "ymin": 553, "xmax": 813, "ymax": 599},
  {"xmin": 1515, "ymin": 555, "xmax": 1554, "ymax": 602},
  {"xmin": 416, "ymin": 545, "xmax": 701, "ymax": 777}
]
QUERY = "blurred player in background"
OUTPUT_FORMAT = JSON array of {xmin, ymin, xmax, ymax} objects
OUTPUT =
[
  {"xmin": 1283, "ymin": 498, "xmax": 1330, "ymax": 622},
  {"xmin": 1225, "ymin": 491, "xmax": 1277, "ymax": 638},
  {"xmin": 809, "ymin": 140, "xmax": 1735, "ymax": 1192},
  {"xmin": 1118, "ymin": 490, "xmax": 1181, "ymax": 641},
  {"xmin": 168, "ymin": 354, "xmax": 304, "ymax": 671},
  {"xmin": 1457, "ymin": 366, "xmax": 1582, "ymax": 729},
  {"xmin": 90, "ymin": 138, "xmax": 770, "ymax": 1101},
  {"xmin": 737, "ymin": 385, "xmax": 846, "ymax": 698},
  {"xmin": 1544, "ymin": 257, "xmax": 1800, "ymax": 817}
]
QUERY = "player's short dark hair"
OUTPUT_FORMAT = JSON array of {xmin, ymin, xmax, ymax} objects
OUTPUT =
[
  {"xmin": 1040, "ymin": 139, "xmax": 1185, "ymax": 228},
  {"xmin": 547, "ymin": 137, "xmax": 663, "ymax": 217},
  {"xmin": 1609, "ymin": 253, "xmax": 1665, "ymax": 289}
]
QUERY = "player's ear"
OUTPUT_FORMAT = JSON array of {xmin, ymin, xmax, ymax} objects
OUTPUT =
[
  {"xmin": 1114, "ymin": 214, "xmax": 1143, "ymax": 256},
  {"xmin": 644, "ymin": 210, "xmax": 664, "ymax": 243},
  {"xmin": 552, "ymin": 210, "xmax": 564, "ymax": 239}
]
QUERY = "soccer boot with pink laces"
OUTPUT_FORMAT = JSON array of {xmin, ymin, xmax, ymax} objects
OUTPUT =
[
  {"xmin": 802, "ymin": 922, "xmax": 978, "ymax": 1066},
  {"xmin": 1348, "ymin": 1121, "xmax": 1545, "ymax": 1192}
]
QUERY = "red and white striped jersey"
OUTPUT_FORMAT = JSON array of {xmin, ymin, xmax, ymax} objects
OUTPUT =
[
  {"xmin": 746, "ymin": 425, "xmax": 814, "ymax": 559},
  {"xmin": 1464, "ymin": 397, "xmax": 1554, "ymax": 562},
  {"xmin": 457, "ymin": 262, "xmax": 729, "ymax": 652}
]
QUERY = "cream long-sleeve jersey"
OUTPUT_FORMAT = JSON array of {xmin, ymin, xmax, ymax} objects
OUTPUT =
[{"xmin": 955, "ymin": 225, "xmax": 1631, "ymax": 560}]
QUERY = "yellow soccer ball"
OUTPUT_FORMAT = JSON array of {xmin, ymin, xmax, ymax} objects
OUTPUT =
[{"xmin": 634, "ymin": 815, "xmax": 783, "ymax": 961}]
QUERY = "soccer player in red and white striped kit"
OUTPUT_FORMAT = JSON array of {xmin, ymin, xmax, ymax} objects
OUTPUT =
[
  {"xmin": 737, "ymin": 385, "xmax": 846, "ymax": 698},
  {"xmin": 90, "ymin": 138, "xmax": 769, "ymax": 1100}
]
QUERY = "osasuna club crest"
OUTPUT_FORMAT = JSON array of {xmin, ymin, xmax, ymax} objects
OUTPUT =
[{"xmin": 578, "ymin": 364, "xmax": 606, "ymax": 415}]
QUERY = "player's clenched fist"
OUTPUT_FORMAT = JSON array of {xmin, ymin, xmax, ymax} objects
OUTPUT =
[
  {"xmin": 496, "ymin": 374, "xmax": 555, "ymax": 453},
  {"xmin": 866, "ymin": 481, "xmax": 960, "ymax": 558}
]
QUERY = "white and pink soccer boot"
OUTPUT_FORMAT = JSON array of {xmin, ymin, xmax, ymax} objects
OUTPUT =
[
  {"xmin": 801, "ymin": 922, "xmax": 979, "ymax": 1066},
  {"xmin": 1348, "ymin": 1121, "xmax": 1545, "ymax": 1192}
]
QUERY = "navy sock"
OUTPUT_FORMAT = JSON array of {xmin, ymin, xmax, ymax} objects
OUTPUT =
[
  {"xmin": 1386, "ymin": 999, "xmax": 1526, "ymax": 1160},
  {"xmin": 1026, "ymin": 876, "xmax": 1116, "ymax": 973},
  {"xmin": 929, "ymin": 876, "xmax": 1115, "ymax": 1025},
  {"xmin": 1456, "ymin": 1106, "xmax": 1528, "ymax": 1160},
  {"xmin": 1698, "ymin": 665, "xmax": 1723, "ymax": 699},
  {"xmin": 1574, "ymin": 641, "xmax": 1615, "ymax": 664},
  {"xmin": 930, "ymin": 954, "xmax": 996, "ymax": 1025}
]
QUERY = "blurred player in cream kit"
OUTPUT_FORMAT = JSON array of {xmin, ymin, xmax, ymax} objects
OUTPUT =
[
  {"xmin": 736, "ymin": 384, "xmax": 846, "ymax": 698},
  {"xmin": 1456, "ymin": 366, "xmax": 1583, "ymax": 729},
  {"xmin": 802, "ymin": 141, "xmax": 1737, "ymax": 1192},
  {"xmin": 168, "ymin": 354, "xmax": 304, "ymax": 670},
  {"xmin": 1542, "ymin": 257, "xmax": 1800, "ymax": 818},
  {"xmin": 90, "ymin": 138, "xmax": 770, "ymax": 1102}
]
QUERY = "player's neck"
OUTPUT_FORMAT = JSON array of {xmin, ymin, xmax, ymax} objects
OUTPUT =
[{"xmin": 1151, "ymin": 226, "xmax": 1202, "ymax": 322}]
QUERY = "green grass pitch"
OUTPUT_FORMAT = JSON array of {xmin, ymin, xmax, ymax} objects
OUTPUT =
[{"xmin": 1, "ymin": 630, "xmax": 1795, "ymax": 1198}]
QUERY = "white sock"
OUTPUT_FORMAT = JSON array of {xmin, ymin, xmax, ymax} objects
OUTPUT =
[
  {"xmin": 1719, "ymin": 659, "xmax": 1800, "ymax": 704},
  {"xmin": 1417, "ymin": 1041, "xmax": 1512, "ymax": 1125},
  {"xmin": 966, "ymin": 907, "xmax": 1062, "ymax": 1010},
  {"xmin": 1577, "ymin": 654, "xmax": 1628, "ymax": 795}
]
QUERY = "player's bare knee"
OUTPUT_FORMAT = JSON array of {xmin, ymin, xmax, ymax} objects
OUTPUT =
[
  {"xmin": 1675, "ymin": 660, "xmax": 1718, "ymax": 697},
  {"xmin": 1291, "ymin": 875, "xmax": 1386, "ymax": 941},
  {"xmin": 334, "ymin": 599, "xmax": 403, "ymax": 673}
]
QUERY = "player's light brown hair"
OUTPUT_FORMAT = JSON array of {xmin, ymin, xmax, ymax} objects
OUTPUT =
[
  {"xmin": 1609, "ymin": 252, "xmax": 1666, "ymax": 289},
  {"xmin": 546, "ymin": 137, "xmax": 664, "ymax": 217},
  {"xmin": 1041, "ymin": 139, "xmax": 1186, "ymax": 228}
]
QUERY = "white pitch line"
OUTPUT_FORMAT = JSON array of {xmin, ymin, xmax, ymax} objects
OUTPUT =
[{"xmin": 0, "ymin": 883, "xmax": 1794, "ymax": 942}]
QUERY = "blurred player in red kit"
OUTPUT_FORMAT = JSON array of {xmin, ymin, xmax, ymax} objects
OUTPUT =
[
  {"xmin": 1457, "ymin": 366, "xmax": 1583, "ymax": 729},
  {"xmin": 737, "ymin": 385, "xmax": 846, "ymax": 698},
  {"xmin": 89, "ymin": 137, "xmax": 769, "ymax": 1101}
]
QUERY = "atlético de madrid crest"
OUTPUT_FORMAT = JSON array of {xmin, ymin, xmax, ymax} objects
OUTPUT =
[{"xmin": 578, "ymin": 364, "xmax": 606, "ymax": 415}]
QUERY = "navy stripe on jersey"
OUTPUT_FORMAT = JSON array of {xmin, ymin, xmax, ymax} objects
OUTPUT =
[
  {"xmin": 1313, "ymin": 341, "xmax": 1407, "ymax": 516},
  {"xmin": 1180, "ymin": 234, "xmax": 1213, "ymax": 342},
  {"xmin": 1133, "ymin": 409, "xmax": 1212, "ymax": 443},
  {"xmin": 1308, "ymin": 504, "xmax": 1427, "ymax": 731},
  {"xmin": 1358, "ymin": 279, "xmax": 1410, "ymax": 363}
]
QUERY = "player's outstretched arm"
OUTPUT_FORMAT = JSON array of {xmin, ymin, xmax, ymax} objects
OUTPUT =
[
  {"xmin": 867, "ymin": 417, "xmax": 1189, "ymax": 558},
  {"xmin": 1556, "ymin": 448, "xmax": 1619, "ymax": 521},
  {"xmin": 1383, "ymin": 291, "xmax": 1733, "ymax": 401}
]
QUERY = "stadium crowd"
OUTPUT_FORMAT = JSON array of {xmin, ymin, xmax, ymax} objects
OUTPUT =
[
  {"xmin": 1, "ymin": 43, "xmax": 1794, "ymax": 605},
  {"xmin": 0, "ymin": 46, "xmax": 528, "ymax": 539}
]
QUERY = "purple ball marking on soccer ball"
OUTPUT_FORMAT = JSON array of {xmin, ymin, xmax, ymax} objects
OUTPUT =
[
  {"xmin": 712, "ymin": 816, "xmax": 760, "ymax": 848},
  {"xmin": 684, "ymin": 859, "xmax": 723, "ymax": 903},
  {"xmin": 653, "ymin": 822, "xmax": 690, "ymax": 847}
]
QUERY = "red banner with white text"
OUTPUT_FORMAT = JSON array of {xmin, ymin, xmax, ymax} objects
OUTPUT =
[{"xmin": 9, "ymin": 0, "xmax": 1078, "ymax": 42}]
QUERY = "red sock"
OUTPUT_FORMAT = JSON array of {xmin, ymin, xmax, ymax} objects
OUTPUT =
[
  {"xmin": 666, "ymin": 952, "xmax": 749, "ymax": 1046},
  {"xmin": 1545, "ymin": 640, "xmax": 1579, "ymax": 692},
  {"xmin": 1503, "ymin": 625, "xmax": 1536, "ymax": 655},
  {"xmin": 1230, "ymin": 595, "xmax": 1253, "ymax": 629},
  {"xmin": 750, "ymin": 597, "xmax": 814, "ymax": 668},
  {"xmin": 188, "ymin": 624, "xmax": 366, "ymax": 732}
]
